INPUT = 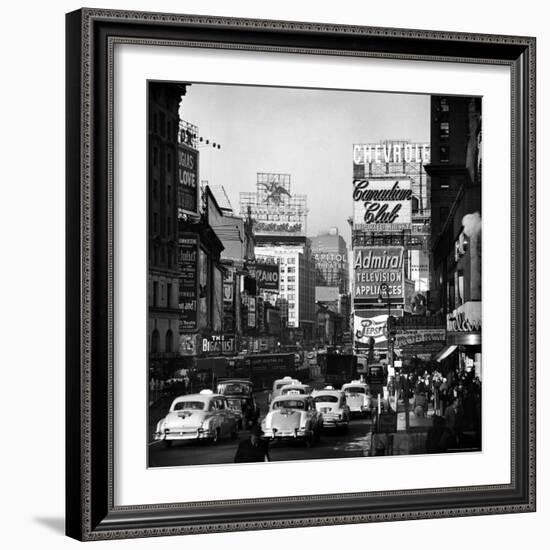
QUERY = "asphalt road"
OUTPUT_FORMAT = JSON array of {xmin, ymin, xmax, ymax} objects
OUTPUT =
[{"xmin": 148, "ymin": 413, "xmax": 375, "ymax": 468}]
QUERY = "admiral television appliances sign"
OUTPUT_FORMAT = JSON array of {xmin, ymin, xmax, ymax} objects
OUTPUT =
[{"xmin": 353, "ymin": 246, "xmax": 405, "ymax": 301}]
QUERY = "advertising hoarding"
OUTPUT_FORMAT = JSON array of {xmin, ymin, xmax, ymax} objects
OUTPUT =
[
  {"xmin": 177, "ymin": 143, "xmax": 199, "ymax": 217},
  {"xmin": 251, "ymin": 262, "xmax": 280, "ymax": 291},
  {"xmin": 353, "ymin": 246, "xmax": 405, "ymax": 303},
  {"xmin": 178, "ymin": 235, "xmax": 199, "ymax": 332},
  {"xmin": 352, "ymin": 178, "xmax": 412, "ymax": 231}
]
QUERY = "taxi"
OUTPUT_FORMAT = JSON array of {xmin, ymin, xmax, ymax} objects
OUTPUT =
[
  {"xmin": 311, "ymin": 387, "xmax": 350, "ymax": 429},
  {"xmin": 268, "ymin": 376, "xmax": 301, "ymax": 404},
  {"xmin": 341, "ymin": 381, "xmax": 373, "ymax": 416},
  {"xmin": 154, "ymin": 390, "xmax": 239, "ymax": 447},
  {"xmin": 261, "ymin": 393, "xmax": 323, "ymax": 447}
]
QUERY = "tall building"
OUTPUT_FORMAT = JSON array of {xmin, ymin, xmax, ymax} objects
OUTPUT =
[
  {"xmin": 240, "ymin": 173, "xmax": 315, "ymax": 343},
  {"xmin": 309, "ymin": 227, "xmax": 349, "ymax": 293},
  {"xmin": 148, "ymin": 83, "xmax": 188, "ymax": 376},
  {"xmin": 254, "ymin": 243, "xmax": 316, "ymax": 342},
  {"xmin": 425, "ymin": 96, "xmax": 482, "ymax": 375}
]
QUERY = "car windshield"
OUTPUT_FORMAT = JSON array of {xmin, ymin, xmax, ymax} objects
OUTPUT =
[
  {"xmin": 345, "ymin": 387, "xmax": 365, "ymax": 394},
  {"xmin": 276, "ymin": 381, "xmax": 295, "ymax": 390},
  {"xmin": 273, "ymin": 400, "xmax": 305, "ymax": 410},
  {"xmin": 173, "ymin": 401, "xmax": 205, "ymax": 411},
  {"xmin": 218, "ymin": 383, "xmax": 251, "ymax": 395},
  {"xmin": 226, "ymin": 399, "xmax": 242, "ymax": 410},
  {"xmin": 313, "ymin": 395, "xmax": 338, "ymax": 403}
]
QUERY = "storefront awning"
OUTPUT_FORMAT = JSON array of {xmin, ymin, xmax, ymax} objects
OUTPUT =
[{"xmin": 434, "ymin": 345, "xmax": 457, "ymax": 362}]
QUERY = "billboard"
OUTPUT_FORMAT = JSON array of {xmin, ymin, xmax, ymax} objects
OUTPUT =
[
  {"xmin": 239, "ymin": 173, "xmax": 307, "ymax": 236},
  {"xmin": 354, "ymin": 313, "xmax": 388, "ymax": 346},
  {"xmin": 177, "ymin": 143, "xmax": 199, "ymax": 217},
  {"xmin": 352, "ymin": 178, "xmax": 412, "ymax": 231},
  {"xmin": 251, "ymin": 262, "xmax": 280, "ymax": 291},
  {"xmin": 353, "ymin": 246, "xmax": 405, "ymax": 303},
  {"xmin": 178, "ymin": 235, "xmax": 199, "ymax": 332}
]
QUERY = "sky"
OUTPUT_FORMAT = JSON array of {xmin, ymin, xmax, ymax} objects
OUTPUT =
[{"xmin": 179, "ymin": 83, "xmax": 430, "ymax": 245}]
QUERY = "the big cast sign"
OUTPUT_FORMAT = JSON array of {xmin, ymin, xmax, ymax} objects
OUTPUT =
[{"xmin": 352, "ymin": 177, "xmax": 413, "ymax": 230}]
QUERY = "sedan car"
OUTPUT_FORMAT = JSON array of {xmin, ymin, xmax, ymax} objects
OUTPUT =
[
  {"xmin": 341, "ymin": 381, "xmax": 373, "ymax": 416},
  {"xmin": 154, "ymin": 390, "xmax": 239, "ymax": 447},
  {"xmin": 261, "ymin": 394, "xmax": 323, "ymax": 446},
  {"xmin": 268, "ymin": 376, "xmax": 301, "ymax": 404},
  {"xmin": 311, "ymin": 388, "xmax": 350, "ymax": 430}
]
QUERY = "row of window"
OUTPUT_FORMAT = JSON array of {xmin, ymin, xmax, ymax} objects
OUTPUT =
[
  {"xmin": 152, "ymin": 146, "xmax": 173, "ymax": 171},
  {"xmin": 151, "ymin": 111, "xmax": 174, "ymax": 140},
  {"xmin": 151, "ymin": 280, "xmax": 176, "ymax": 308},
  {"xmin": 150, "ymin": 328, "xmax": 174, "ymax": 354}
]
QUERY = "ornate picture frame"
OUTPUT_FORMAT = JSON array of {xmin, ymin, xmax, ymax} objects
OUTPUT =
[{"xmin": 66, "ymin": 8, "xmax": 536, "ymax": 541}]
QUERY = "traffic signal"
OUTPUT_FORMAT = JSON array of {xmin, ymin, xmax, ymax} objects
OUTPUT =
[
  {"xmin": 367, "ymin": 336, "xmax": 375, "ymax": 362},
  {"xmin": 387, "ymin": 315, "xmax": 397, "ymax": 344}
]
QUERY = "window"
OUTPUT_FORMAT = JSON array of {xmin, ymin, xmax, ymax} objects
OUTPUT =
[
  {"xmin": 287, "ymin": 257, "xmax": 296, "ymax": 264},
  {"xmin": 151, "ymin": 329, "xmax": 160, "ymax": 353},
  {"xmin": 160, "ymin": 112, "xmax": 166, "ymax": 137},
  {"xmin": 165, "ymin": 329, "xmax": 173, "ymax": 353},
  {"xmin": 152, "ymin": 179, "xmax": 158, "ymax": 201},
  {"xmin": 167, "ymin": 152, "xmax": 172, "ymax": 171},
  {"xmin": 166, "ymin": 283, "xmax": 172, "ymax": 307},
  {"xmin": 167, "ymin": 217, "xmax": 172, "ymax": 235},
  {"xmin": 287, "ymin": 276, "xmax": 295, "ymax": 282},
  {"xmin": 153, "ymin": 281, "xmax": 159, "ymax": 306},
  {"xmin": 287, "ymin": 267, "xmax": 295, "ymax": 273},
  {"xmin": 167, "ymin": 185, "xmax": 171, "ymax": 204},
  {"xmin": 153, "ymin": 146, "xmax": 159, "ymax": 167},
  {"xmin": 153, "ymin": 112, "xmax": 158, "ymax": 133},
  {"xmin": 153, "ymin": 213, "xmax": 158, "ymax": 233},
  {"xmin": 439, "ymin": 145, "xmax": 450, "ymax": 162},
  {"xmin": 439, "ymin": 121, "xmax": 450, "ymax": 139}
]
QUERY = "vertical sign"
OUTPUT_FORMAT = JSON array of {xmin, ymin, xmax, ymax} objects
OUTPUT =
[
  {"xmin": 178, "ymin": 143, "xmax": 199, "ymax": 217},
  {"xmin": 248, "ymin": 296, "xmax": 256, "ymax": 328},
  {"xmin": 178, "ymin": 235, "xmax": 198, "ymax": 332}
]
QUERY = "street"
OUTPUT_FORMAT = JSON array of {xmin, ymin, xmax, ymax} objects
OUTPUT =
[{"xmin": 149, "ymin": 413, "xmax": 375, "ymax": 467}]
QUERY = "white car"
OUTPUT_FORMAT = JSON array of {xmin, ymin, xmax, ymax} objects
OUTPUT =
[
  {"xmin": 269, "ymin": 376, "xmax": 301, "ymax": 403},
  {"xmin": 154, "ymin": 390, "xmax": 239, "ymax": 447},
  {"xmin": 311, "ymin": 388, "xmax": 350, "ymax": 429},
  {"xmin": 261, "ymin": 394, "xmax": 323, "ymax": 446},
  {"xmin": 341, "ymin": 381, "xmax": 373, "ymax": 415}
]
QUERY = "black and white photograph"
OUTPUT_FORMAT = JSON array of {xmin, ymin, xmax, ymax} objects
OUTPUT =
[{"xmin": 147, "ymin": 82, "xmax": 482, "ymax": 468}]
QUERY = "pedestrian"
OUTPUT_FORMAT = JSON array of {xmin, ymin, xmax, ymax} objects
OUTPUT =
[
  {"xmin": 413, "ymin": 390, "xmax": 428, "ymax": 417},
  {"xmin": 444, "ymin": 397, "xmax": 463, "ymax": 447},
  {"xmin": 234, "ymin": 424, "xmax": 270, "ymax": 463}
]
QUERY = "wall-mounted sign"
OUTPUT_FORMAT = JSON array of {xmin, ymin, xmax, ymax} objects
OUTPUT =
[
  {"xmin": 178, "ymin": 235, "xmax": 199, "ymax": 332},
  {"xmin": 177, "ymin": 143, "xmax": 199, "ymax": 217},
  {"xmin": 352, "ymin": 178, "xmax": 412, "ymax": 230},
  {"xmin": 202, "ymin": 334, "xmax": 235, "ymax": 355},
  {"xmin": 394, "ymin": 329, "xmax": 446, "ymax": 348},
  {"xmin": 354, "ymin": 313, "xmax": 388, "ymax": 346},
  {"xmin": 353, "ymin": 143, "xmax": 430, "ymax": 166},
  {"xmin": 447, "ymin": 301, "xmax": 481, "ymax": 332},
  {"xmin": 179, "ymin": 333, "xmax": 199, "ymax": 356},
  {"xmin": 251, "ymin": 262, "xmax": 280, "ymax": 291},
  {"xmin": 353, "ymin": 246, "xmax": 405, "ymax": 301}
]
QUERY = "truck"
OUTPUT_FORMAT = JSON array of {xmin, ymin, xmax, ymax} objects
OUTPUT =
[
  {"xmin": 322, "ymin": 353, "xmax": 358, "ymax": 388},
  {"xmin": 225, "ymin": 353, "xmax": 296, "ymax": 391}
]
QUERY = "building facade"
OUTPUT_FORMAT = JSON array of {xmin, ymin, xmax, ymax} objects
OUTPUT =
[
  {"xmin": 425, "ymin": 95, "xmax": 482, "ymax": 376},
  {"xmin": 148, "ymin": 83, "xmax": 188, "ymax": 376},
  {"xmin": 309, "ymin": 227, "xmax": 349, "ymax": 293}
]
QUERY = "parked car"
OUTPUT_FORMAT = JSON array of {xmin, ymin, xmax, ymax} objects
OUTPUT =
[
  {"xmin": 216, "ymin": 378, "xmax": 260, "ymax": 429},
  {"xmin": 261, "ymin": 394, "xmax": 323, "ymax": 446},
  {"xmin": 341, "ymin": 381, "xmax": 373, "ymax": 416},
  {"xmin": 154, "ymin": 390, "xmax": 239, "ymax": 447},
  {"xmin": 311, "ymin": 388, "xmax": 350, "ymax": 430},
  {"xmin": 268, "ymin": 376, "xmax": 301, "ymax": 404}
]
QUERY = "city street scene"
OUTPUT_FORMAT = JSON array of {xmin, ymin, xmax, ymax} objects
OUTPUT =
[{"xmin": 148, "ymin": 82, "xmax": 482, "ymax": 467}]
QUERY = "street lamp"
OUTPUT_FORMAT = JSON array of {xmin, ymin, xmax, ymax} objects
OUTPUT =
[{"xmin": 378, "ymin": 283, "xmax": 395, "ymax": 410}]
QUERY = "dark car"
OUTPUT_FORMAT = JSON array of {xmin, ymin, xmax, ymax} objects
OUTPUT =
[{"xmin": 216, "ymin": 378, "xmax": 260, "ymax": 429}]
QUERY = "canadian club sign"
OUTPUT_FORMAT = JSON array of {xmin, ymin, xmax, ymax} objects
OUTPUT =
[{"xmin": 352, "ymin": 178, "xmax": 413, "ymax": 230}]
